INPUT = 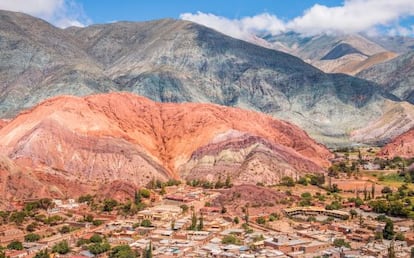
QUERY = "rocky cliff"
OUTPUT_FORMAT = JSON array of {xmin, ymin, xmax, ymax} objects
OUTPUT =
[{"xmin": 357, "ymin": 51, "xmax": 414, "ymax": 105}]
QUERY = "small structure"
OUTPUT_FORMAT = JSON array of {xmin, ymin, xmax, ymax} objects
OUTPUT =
[{"xmin": 283, "ymin": 207, "xmax": 349, "ymax": 220}]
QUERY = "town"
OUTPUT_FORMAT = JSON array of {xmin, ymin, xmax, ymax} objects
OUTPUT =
[{"xmin": 1, "ymin": 148, "xmax": 414, "ymax": 258}]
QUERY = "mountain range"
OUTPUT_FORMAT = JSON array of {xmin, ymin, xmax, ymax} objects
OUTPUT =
[
  {"xmin": 0, "ymin": 92, "xmax": 331, "ymax": 203},
  {"xmin": 2, "ymin": 10, "xmax": 414, "ymax": 147}
]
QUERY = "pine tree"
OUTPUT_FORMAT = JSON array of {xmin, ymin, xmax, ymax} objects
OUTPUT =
[
  {"xmin": 190, "ymin": 211, "xmax": 197, "ymax": 230},
  {"xmin": 160, "ymin": 185, "xmax": 166, "ymax": 195},
  {"xmin": 244, "ymin": 204, "xmax": 249, "ymax": 225},
  {"xmin": 383, "ymin": 219, "xmax": 395, "ymax": 240},
  {"xmin": 363, "ymin": 185, "xmax": 368, "ymax": 200},
  {"xmin": 388, "ymin": 240, "xmax": 395, "ymax": 258},
  {"xmin": 142, "ymin": 242, "xmax": 152, "ymax": 258},
  {"xmin": 134, "ymin": 190, "xmax": 141, "ymax": 205},
  {"xmin": 225, "ymin": 175, "xmax": 232, "ymax": 188},
  {"xmin": 197, "ymin": 215, "xmax": 204, "ymax": 231},
  {"xmin": 371, "ymin": 183, "xmax": 375, "ymax": 199}
]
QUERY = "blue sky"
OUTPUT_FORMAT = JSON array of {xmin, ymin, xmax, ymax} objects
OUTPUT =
[
  {"xmin": 0, "ymin": 0, "xmax": 414, "ymax": 37},
  {"xmin": 79, "ymin": 0, "xmax": 340, "ymax": 24}
]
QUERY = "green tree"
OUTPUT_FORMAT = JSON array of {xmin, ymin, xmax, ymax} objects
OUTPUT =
[
  {"xmin": 52, "ymin": 240, "xmax": 70, "ymax": 254},
  {"xmin": 197, "ymin": 215, "xmax": 204, "ymax": 231},
  {"xmin": 269, "ymin": 213, "xmax": 279, "ymax": 221},
  {"xmin": 383, "ymin": 219, "xmax": 395, "ymax": 240},
  {"xmin": 189, "ymin": 211, "xmax": 197, "ymax": 230},
  {"xmin": 26, "ymin": 222, "xmax": 38, "ymax": 232},
  {"xmin": 233, "ymin": 217, "xmax": 240, "ymax": 224},
  {"xmin": 388, "ymin": 240, "xmax": 395, "ymax": 258},
  {"xmin": 84, "ymin": 214, "xmax": 94, "ymax": 222},
  {"xmin": 222, "ymin": 235, "xmax": 240, "ymax": 244},
  {"xmin": 333, "ymin": 239, "xmax": 350, "ymax": 248},
  {"xmin": 382, "ymin": 186, "xmax": 393, "ymax": 194},
  {"xmin": 300, "ymin": 192, "xmax": 312, "ymax": 206},
  {"xmin": 110, "ymin": 245, "xmax": 137, "ymax": 258},
  {"xmin": 256, "ymin": 216, "xmax": 266, "ymax": 225},
  {"xmin": 34, "ymin": 249, "xmax": 50, "ymax": 258},
  {"xmin": 7, "ymin": 241, "xmax": 23, "ymax": 250},
  {"xmin": 225, "ymin": 175, "xmax": 232, "ymax": 188},
  {"xmin": 25, "ymin": 233, "xmax": 41, "ymax": 242},
  {"xmin": 78, "ymin": 194, "xmax": 94, "ymax": 205},
  {"xmin": 280, "ymin": 176, "xmax": 295, "ymax": 187},
  {"xmin": 76, "ymin": 238, "xmax": 90, "ymax": 247},
  {"xmin": 134, "ymin": 190, "xmax": 141, "ymax": 205},
  {"xmin": 350, "ymin": 209, "xmax": 358, "ymax": 219},
  {"xmin": 297, "ymin": 177, "xmax": 308, "ymax": 186},
  {"xmin": 160, "ymin": 185, "xmax": 166, "ymax": 195},
  {"xmin": 93, "ymin": 220, "xmax": 103, "ymax": 226},
  {"xmin": 395, "ymin": 232, "xmax": 405, "ymax": 241},
  {"xmin": 88, "ymin": 242, "xmax": 110, "ymax": 255},
  {"xmin": 9, "ymin": 211, "xmax": 26, "ymax": 225},
  {"xmin": 102, "ymin": 199, "xmax": 118, "ymax": 212},
  {"xmin": 140, "ymin": 219, "xmax": 152, "ymax": 227},
  {"xmin": 330, "ymin": 184, "xmax": 340, "ymax": 193},
  {"xmin": 142, "ymin": 242, "xmax": 152, "ymax": 258},
  {"xmin": 371, "ymin": 183, "xmax": 376, "ymax": 199},
  {"xmin": 59, "ymin": 225, "xmax": 70, "ymax": 234},
  {"xmin": 38, "ymin": 198, "xmax": 53, "ymax": 210},
  {"xmin": 139, "ymin": 188, "xmax": 151, "ymax": 198},
  {"xmin": 90, "ymin": 234, "xmax": 103, "ymax": 243},
  {"xmin": 180, "ymin": 204, "xmax": 189, "ymax": 213}
]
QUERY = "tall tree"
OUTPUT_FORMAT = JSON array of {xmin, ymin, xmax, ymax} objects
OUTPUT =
[
  {"xmin": 388, "ymin": 240, "xmax": 395, "ymax": 258},
  {"xmin": 383, "ymin": 219, "xmax": 395, "ymax": 240},
  {"xmin": 197, "ymin": 215, "xmax": 204, "ymax": 231},
  {"xmin": 134, "ymin": 190, "xmax": 141, "ymax": 205},
  {"xmin": 371, "ymin": 183, "xmax": 375, "ymax": 199}
]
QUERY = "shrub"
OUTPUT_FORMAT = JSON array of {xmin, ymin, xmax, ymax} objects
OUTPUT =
[
  {"xmin": 52, "ymin": 240, "xmax": 70, "ymax": 254},
  {"xmin": 25, "ymin": 233, "xmax": 41, "ymax": 242}
]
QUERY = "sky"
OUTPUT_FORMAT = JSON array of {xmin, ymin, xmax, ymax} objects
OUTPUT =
[{"xmin": 1, "ymin": 0, "xmax": 414, "ymax": 39}]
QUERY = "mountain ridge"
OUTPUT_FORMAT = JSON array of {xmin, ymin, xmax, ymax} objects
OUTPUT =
[{"xmin": 0, "ymin": 10, "xmax": 412, "ymax": 146}]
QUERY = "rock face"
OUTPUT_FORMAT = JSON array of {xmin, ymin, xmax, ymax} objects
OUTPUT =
[
  {"xmin": 357, "ymin": 51, "xmax": 414, "ymax": 105},
  {"xmin": 0, "ymin": 10, "xmax": 407, "ymax": 146},
  {"xmin": 351, "ymin": 101, "xmax": 414, "ymax": 145},
  {"xmin": 0, "ymin": 119, "xmax": 7, "ymax": 129},
  {"xmin": 379, "ymin": 129, "xmax": 414, "ymax": 158},
  {"xmin": 0, "ymin": 92, "xmax": 332, "ymax": 200},
  {"xmin": 265, "ymin": 32, "xmax": 397, "ymax": 75}
]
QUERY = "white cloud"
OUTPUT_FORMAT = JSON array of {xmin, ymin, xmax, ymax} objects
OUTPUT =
[
  {"xmin": 0, "ymin": 0, "xmax": 91, "ymax": 28},
  {"xmin": 180, "ymin": 12, "xmax": 285, "ymax": 41},
  {"xmin": 180, "ymin": 0, "xmax": 414, "ymax": 38},
  {"xmin": 288, "ymin": 0, "xmax": 414, "ymax": 35}
]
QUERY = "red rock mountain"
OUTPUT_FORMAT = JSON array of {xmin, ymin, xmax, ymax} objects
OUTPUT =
[
  {"xmin": 0, "ymin": 93, "xmax": 332, "ymax": 200},
  {"xmin": 379, "ymin": 129, "xmax": 414, "ymax": 158},
  {"xmin": 0, "ymin": 119, "xmax": 7, "ymax": 129}
]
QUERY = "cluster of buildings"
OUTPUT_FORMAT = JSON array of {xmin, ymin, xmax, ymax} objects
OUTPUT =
[{"xmin": 1, "ymin": 185, "xmax": 413, "ymax": 257}]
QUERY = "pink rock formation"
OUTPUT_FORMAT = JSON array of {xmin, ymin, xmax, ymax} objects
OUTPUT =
[
  {"xmin": 0, "ymin": 92, "xmax": 333, "ymax": 200},
  {"xmin": 379, "ymin": 129, "xmax": 414, "ymax": 158}
]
